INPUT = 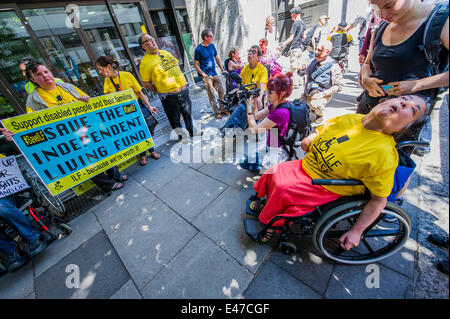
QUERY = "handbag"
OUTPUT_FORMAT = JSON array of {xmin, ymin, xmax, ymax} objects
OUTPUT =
[{"xmin": 109, "ymin": 76, "xmax": 158, "ymax": 133}]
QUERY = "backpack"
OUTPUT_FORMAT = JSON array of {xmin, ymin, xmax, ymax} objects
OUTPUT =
[
  {"xmin": 303, "ymin": 24, "xmax": 320, "ymax": 48},
  {"xmin": 373, "ymin": 1, "xmax": 449, "ymax": 100},
  {"xmin": 276, "ymin": 99, "xmax": 312, "ymax": 160}
]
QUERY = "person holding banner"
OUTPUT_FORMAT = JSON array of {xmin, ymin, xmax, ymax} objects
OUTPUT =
[
  {"xmin": 96, "ymin": 56, "xmax": 161, "ymax": 167},
  {"xmin": 22, "ymin": 61, "xmax": 127, "ymax": 192},
  {"xmin": 138, "ymin": 34, "xmax": 194, "ymax": 141}
]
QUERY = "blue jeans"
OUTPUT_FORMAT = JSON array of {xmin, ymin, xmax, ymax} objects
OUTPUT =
[
  {"xmin": 220, "ymin": 103, "xmax": 248, "ymax": 133},
  {"xmin": 0, "ymin": 195, "xmax": 40, "ymax": 256}
]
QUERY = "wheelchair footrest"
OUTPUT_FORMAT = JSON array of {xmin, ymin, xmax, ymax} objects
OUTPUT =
[
  {"xmin": 244, "ymin": 218, "xmax": 264, "ymax": 242},
  {"xmin": 246, "ymin": 194, "xmax": 260, "ymax": 217}
]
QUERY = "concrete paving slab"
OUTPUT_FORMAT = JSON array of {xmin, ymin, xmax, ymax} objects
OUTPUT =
[
  {"xmin": 199, "ymin": 163, "xmax": 259, "ymax": 190},
  {"xmin": 132, "ymin": 154, "xmax": 189, "ymax": 193},
  {"xmin": 192, "ymin": 186, "xmax": 272, "ymax": 273},
  {"xmin": 33, "ymin": 211, "xmax": 102, "ymax": 278},
  {"xmin": 108, "ymin": 198, "xmax": 198, "ymax": 289},
  {"xmin": 154, "ymin": 168, "xmax": 227, "ymax": 222},
  {"xmin": 141, "ymin": 232, "xmax": 254, "ymax": 299},
  {"xmin": 91, "ymin": 178, "xmax": 159, "ymax": 235},
  {"xmin": 243, "ymin": 261, "xmax": 321, "ymax": 299},
  {"xmin": 110, "ymin": 280, "xmax": 142, "ymax": 299},
  {"xmin": 35, "ymin": 231, "xmax": 129, "ymax": 299},
  {"xmin": 0, "ymin": 262, "xmax": 34, "ymax": 299},
  {"xmin": 325, "ymin": 263, "xmax": 412, "ymax": 299},
  {"xmin": 269, "ymin": 239, "xmax": 335, "ymax": 296}
]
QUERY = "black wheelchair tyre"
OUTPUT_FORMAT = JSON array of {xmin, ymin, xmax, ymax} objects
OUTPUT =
[
  {"xmin": 312, "ymin": 200, "xmax": 412, "ymax": 264},
  {"xmin": 30, "ymin": 178, "xmax": 66, "ymax": 217}
]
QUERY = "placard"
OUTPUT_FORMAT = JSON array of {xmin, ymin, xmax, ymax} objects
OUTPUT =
[
  {"xmin": 0, "ymin": 155, "xmax": 30, "ymax": 199},
  {"xmin": 1, "ymin": 89, "xmax": 154, "ymax": 195}
]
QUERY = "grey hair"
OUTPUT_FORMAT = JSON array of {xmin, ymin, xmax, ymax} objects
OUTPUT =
[{"xmin": 201, "ymin": 28, "xmax": 213, "ymax": 40}]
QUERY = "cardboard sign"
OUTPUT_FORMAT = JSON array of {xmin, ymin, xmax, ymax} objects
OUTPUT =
[
  {"xmin": 1, "ymin": 90, "xmax": 154, "ymax": 195},
  {"xmin": 0, "ymin": 156, "xmax": 30, "ymax": 199}
]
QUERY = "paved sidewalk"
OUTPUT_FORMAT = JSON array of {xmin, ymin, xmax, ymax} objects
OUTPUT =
[{"xmin": 0, "ymin": 45, "xmax": 448, "ymax": 299}]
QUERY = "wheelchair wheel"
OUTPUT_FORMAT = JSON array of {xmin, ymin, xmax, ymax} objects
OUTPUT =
[
  {"xmin": 312, "ymin": 200, "xmax": 411, "ymax": 264},
  {"xmin": 30, "ymin": 178, "xmax": 66, "ymax": 217}
]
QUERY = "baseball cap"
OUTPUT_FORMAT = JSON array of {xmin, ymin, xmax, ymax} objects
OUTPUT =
[
  {"xmin": 290, "ymin": 6, "xmax": 302, "ymax": 14},
  {"xmin": 319, "ymin": 15, "xmax": 329, "ymax": 20}
]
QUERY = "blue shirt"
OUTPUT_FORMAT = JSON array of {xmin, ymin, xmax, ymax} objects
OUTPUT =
[{"xmin": 194, "ymin": 43, "xmax": 218, "ymax": 76}]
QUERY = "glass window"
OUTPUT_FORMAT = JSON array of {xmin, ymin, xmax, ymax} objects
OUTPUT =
[
  {"xmin": 78, "ymin": 4, "xmax": 137, "ymax": 77},
  {"xmin": 112, "ymin": 3, "xmax": 147, "ymax": 66},
  {"xmin": 21, "ymin": 7, "xmax": 104, "ymax": 97},
  {"xmin": 0, "ymin": 91, "xmax": 17, "ymax": 120},
  {"xmin": 176, "ymin": 9, "xmax": 195, "ymax": 62},
  {"xmin": 0, "ymin": 9, "xmax": 44, "ymax": 102},
  {"xmin": 150, "ymin": 10, "xmax": 182, "ymax": 64}
]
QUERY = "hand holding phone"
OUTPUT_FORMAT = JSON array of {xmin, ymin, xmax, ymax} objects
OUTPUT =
[{"xmin": 381, "ymin": 85, "xmax": 393, "ymax": 93}]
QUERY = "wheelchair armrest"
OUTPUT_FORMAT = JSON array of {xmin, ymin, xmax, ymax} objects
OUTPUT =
[
  {"xmin": 312, "ymin": 179, "xmax": 363, "ymax": 186},
  {"xmin": 396, "ymin": 140, "xmax": 430, "ymax": 150}
]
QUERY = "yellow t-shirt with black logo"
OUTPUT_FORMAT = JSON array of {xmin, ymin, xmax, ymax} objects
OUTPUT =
[
  {"xmin": 139, "ymin": 50, "xmax": 187, "ymax": 93},
  {"xmin": 103, "ymin": 71, "xmax": 142, "ymax": 99},
  {"xmin": 240, "ymin": 62, "xmax": 269, "ymax": 89},
  {"xmin": 26, "ymin": 86, "xmax": 87, "ymax": 113},
  {"xmin": 302, "ymin": 114, "xmax": 398, "ymax": 197}
]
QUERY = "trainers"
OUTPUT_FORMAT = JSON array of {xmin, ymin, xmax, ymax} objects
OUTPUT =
[
  {"xmin": 6, "ymin": 249, "xmax": 28, "ymax": 272},
  {"xmin": 427, "ymin": 234, "xmax": 449, "ymax": 248},
  {"xmin": 28, "ymin": 239, "xmax": 47, "ymax": 258}
]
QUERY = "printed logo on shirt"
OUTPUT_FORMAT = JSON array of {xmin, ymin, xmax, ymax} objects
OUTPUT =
[{"xmin": 311, "ymin": 134, "xmax": 349, "ymax": 174}]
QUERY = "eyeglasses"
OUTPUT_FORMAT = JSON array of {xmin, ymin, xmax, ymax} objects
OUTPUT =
[
  {"xmin": 247, "ymin": 49, "xmax": 258, "ymax": 55},
  {"xmin": 206, "ymin": 34, "xmax": 213, "ymax": 38},
  {"xmin": 142, "ymin": 38, "xmax": 155, "ymax": 45}
]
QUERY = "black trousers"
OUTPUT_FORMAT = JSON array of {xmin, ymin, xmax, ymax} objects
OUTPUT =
[
  {"xmin": 90, "ymin": 166, "xmax": 121, "ymax": 191},
  {"xmin": 160, "ymin": 88, "xmax": 194, "ymax": 137}
]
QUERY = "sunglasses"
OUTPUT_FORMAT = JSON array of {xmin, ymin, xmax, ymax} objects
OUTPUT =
[
  {"xmin": 247, "ymin": 49, "xmax": 258, "ymax": 55},
  {"xmin": 206, "ymin": 34, "xmax": 213, "ymax": 38},
  {"xmin": 142, "ymin": 38, "xmax": 155, "ymax": 45}
]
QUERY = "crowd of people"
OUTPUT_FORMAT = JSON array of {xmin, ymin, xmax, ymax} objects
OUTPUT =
[{"xmin": 1, "ymin": 0, "xmax": 448, "ymax": 276}]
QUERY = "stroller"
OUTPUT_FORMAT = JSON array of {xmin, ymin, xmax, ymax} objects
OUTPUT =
[{"xmin": 329, "ymin": 33, "xmax": 351, "ymax": 73}]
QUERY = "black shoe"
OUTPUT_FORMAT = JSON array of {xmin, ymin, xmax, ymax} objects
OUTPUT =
[
  {"xmin": 6, "ymin": 249, "xmax": 28, "ymax": 272},
  {"xmin": 437, "ymin": 257, "xmax": 449, "ymax": 276},
  {"xmin": 427, "ymin": 234, "xmax": 449, "ymax": 248},
  {"xmin": 28, "ymin": 239, "xmax": 47, "ymax": 258}
]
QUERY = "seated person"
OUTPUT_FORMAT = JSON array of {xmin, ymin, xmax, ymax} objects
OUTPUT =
[
  {"xmin": 246, "ymin": 72, "xmax": 294, "ymax": 169},
  {"xmin": 302, "ymin": 40, "xmax": 344, "ymax": 124},
  {"xmin": 9, "ymin": 61, "xmax": 127, "ymax": 192},
  {"xmin": 249, "ymin": 94, "xmax": 428, "ymax": 246},
  {"xmin": 259, "ymin": 38, "xmax": 282, "ymax": 78},
  {"xmin": 219, "ymin": 45, "xmax": 268, "ymax": 136},
  {"xmin": 225, "ymin": 47, "xmax": 245, "ymax": 92},
  {"xmin": 0, "ymin": 176, "xmax": 48, "ymax": 272}
]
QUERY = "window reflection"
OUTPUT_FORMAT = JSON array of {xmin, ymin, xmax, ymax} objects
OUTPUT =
[
  {"xmin": 150, "ymin": 10, "xmax": 182, "ymax": 64},
  {"xmin": 22, "ymin": 7, "xmax": 103, "ymax": 97},
  {"xmin": 0, "ymin": 10, "xmax": 44, "ymax": 101}
]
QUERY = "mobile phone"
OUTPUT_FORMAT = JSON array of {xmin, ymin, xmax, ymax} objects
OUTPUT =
[{"xmin": 381, "ymin": 85, "xmax": 393, "ymax": 92}]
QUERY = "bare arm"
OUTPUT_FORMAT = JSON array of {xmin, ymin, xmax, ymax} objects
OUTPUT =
[
  {"xmin": 142, "ymin": 81, "xmax": 157, "ymax": 93},
  {"xmin": 246, "ymin": 100, "xmax": 276, "ymax": 134},
  {"xmin": 194, "ymin": 60, "xmax": 207, "ymax": 78},
  {"xmin": 215, "ymin": 55, "xmax": 225, "ymax": 73},
  {"xmin": 138, "ymin": 91, "xmax": 157, "ymax": 114},
  {"xmin": 339, "ymin": 194, "xmax": 387, "ymax": 250}
]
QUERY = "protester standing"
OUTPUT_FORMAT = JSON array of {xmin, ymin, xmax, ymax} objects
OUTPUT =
[
  {"xmin": 194, "ymin": 28, "xmax": 228, "ymax": 119},
  {"xmin": 138, "ymin": 33, "xmax": 194, "ymax": 140}
]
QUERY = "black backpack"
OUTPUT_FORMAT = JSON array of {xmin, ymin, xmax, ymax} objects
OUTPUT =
[
  {"xmin": 277, "ymin": 99, "xmax": 312, "ymax": 160},
  {"xmin": 303, "ymin": 24, "xmax": 320, "ymax": 48}
]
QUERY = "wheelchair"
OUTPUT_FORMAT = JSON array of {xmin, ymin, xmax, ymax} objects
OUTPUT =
[
  {"xmin": 243, "ymin": 140, "xmax": 427, "ymax": 265},
  {"xmin": 0, "ymin": 159, "xmax": 72, "ymax": 274},
  {"xmin": 329, "ymin": 33, "xmax": 351, "ymax": 74}
]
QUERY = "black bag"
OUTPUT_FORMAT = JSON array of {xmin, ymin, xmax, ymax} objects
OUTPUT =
[
  {"xmin": 276, "ymin": 99, "xmax": 312, "ymax": 160},
  {"xmin": 280, "ymin": 42, "xmax": 292, "ymax": 57}
]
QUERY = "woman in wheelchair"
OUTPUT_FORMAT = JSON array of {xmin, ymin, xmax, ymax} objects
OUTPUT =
[{"xmin": 249, "ymin": 94, "xmax": 428, "ymax": 250}]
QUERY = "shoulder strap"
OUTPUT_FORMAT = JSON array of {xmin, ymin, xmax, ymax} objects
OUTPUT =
[
  {"xmin": 372, "ymin": 20, "xmax": 388, "ymax": 48},
  {"xmin": 310, "ymin": 62, "xmax": 334, "ymax": 81},
  {"xmin": 109, "ymin": 77, "xmax": 120, "ymax": 92},
  {"xmin": 420, "ymin": 1, "xmax": 449, "ymax": 74}
]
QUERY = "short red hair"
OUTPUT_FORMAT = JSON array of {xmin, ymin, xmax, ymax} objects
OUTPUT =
[{"xmin": 267, "ymin": 72, "xmax": 294, "ymax": 99}]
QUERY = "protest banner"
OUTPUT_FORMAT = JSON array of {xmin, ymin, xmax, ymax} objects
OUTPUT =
[
  {"xmin": 1, "ymin": 89, "xmax": 154, "ymax": 196},
  {"xmin": 0, "ymin": 155, "xmax": 30, "ymax": 198}
]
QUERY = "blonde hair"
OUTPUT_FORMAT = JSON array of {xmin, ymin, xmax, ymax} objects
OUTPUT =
[
  {"xmin": 228, "ymin": 47, "xmax": 239, "ymax": 58},
  {"xmin": 265, "ymin": 16, "xmax": 275, "ymax": 29}
]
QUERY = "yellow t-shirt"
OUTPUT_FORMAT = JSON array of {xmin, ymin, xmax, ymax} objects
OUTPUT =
[
  {"xmin": 139, "ymin": 49, "xmax": 187, "ymax": 93},
  {"xmin": 103, "ymin": 71, "xmax": 142, "ymax": 99},
  {"xmin": 328, "ymin": 30, "xmax": 353, "ymax": 43},
  {"xmin": 302, "ymin": 114, "xmax": 398, "ymax": 197},
  {"xmin": 26, "ymin": 85, "xmax": 87, "ymax": 113},
  {"xmin": 240, "ymin": 62, "xmax": 269, "ymax": 89}
]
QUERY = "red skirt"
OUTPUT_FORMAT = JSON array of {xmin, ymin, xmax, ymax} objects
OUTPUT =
[{"xmin": 254, "ymin": 159, "xmax": 342, "ymax": 226}]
